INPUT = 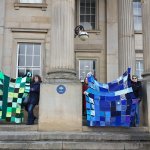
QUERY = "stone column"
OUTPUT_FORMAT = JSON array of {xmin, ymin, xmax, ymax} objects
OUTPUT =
[
  {"xmin": 47, "ymin": 0, "xmax": 75, "ymax": 79},
  {"xmin": 0, "ymin": 0, "xmax": 5, "ymax": 70},
  {"xmin": 118, "ymin": 0, "xmax": 135, "ymax": 75},
  {"xmin": 141, "ymin": 0, "xmax": 150, "ymax": 132},
  {"xmin": 142, "ymin": 0, "xmax": 150, "ymax": 77},
  {"xmin": 38, "ymin": 0, "xmax": 82, "ymax": 131},
  {"xmin": 107, "ymin": 0, "xmax": 119, "ymax": 82}
]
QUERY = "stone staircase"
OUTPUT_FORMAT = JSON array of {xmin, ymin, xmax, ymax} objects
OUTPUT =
[{"xmin": 0, "ymin": 125, "xmax": 150, "ymax": 149}]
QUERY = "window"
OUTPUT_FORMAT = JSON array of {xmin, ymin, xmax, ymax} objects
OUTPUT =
[
  {"xmin": 136, "ymin": 59, "xmax": 144, "ymax": 79},
  {"xmin": 79, "ymin": 0, "xmax": 96, "ymax": 30},
  {"xmin": 79, "ymin": 60, "xmax": 96, "ymax": 82},
  {"xmin": 17, "ymin": 43, "xmax": 41, "ymax": 77},
  {"xmin": 14, "ymin": 0, "xmax": 47, "ymax": 10},
  {"xmin": 133, "ymin": 0, "xmax": 142, "ymax": 31},
  {"xmin": 20, "ymin": 0, "xmax": 42, "ymax": 3}
]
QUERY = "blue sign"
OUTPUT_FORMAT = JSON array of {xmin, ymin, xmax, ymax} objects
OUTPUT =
[{"xmin": 56, "ymin": 85, "xmax": 66, "ymax": 94}]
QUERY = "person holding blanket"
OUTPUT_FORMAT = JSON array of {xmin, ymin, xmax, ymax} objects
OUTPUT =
[
  {"xmin": 26, "ymin": 75, "xmax": 42, "ymax": 125},
  {"xmin": 131, "ymin": 75, "xmax": 142, "ymax": 127}
]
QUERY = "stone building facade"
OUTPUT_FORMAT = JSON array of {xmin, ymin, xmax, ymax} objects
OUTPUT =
[
  {"xmin": 0, "ymin": 0, "xmax": 143, "ymax": 82},
  {"xmin": 1, "ymin": 0, "xmax": 150, "ymax": 131}
]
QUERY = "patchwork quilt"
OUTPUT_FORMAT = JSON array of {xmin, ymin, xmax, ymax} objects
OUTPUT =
[
  {"xmin": 85, "ymin": 68, "xmax": 138, "ymax": 127},
  {"xmin": 0, "ymin": 71, "xmax": 30, "ymax": 123}
]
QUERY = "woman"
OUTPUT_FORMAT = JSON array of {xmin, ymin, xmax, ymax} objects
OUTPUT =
[
  {"xmin": 131, "ymin": 75, "xmax": 142, "ymax": 127},
  {"xmin": 82, "ymin": 77, "xmax": 88, "ymax": 116},
  {"xmin": 26, "ymin": 75, "xmax": 42, "ymax": 125}
]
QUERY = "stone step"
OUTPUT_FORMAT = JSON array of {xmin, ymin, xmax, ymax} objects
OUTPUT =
[
  {"xmin": 0, "ymin": 131, "xmax": 150, "ymax": 142},
  {"xmin": 0, "ymin": 131, "xmax": 149, "ymax": 149},
  {"xmin": 0, "ymin": 141, "xmax": 149, "ymax": 150},
  {"xmin": 82, "ymin": 126, "xmax": 149, "ymax": 133},
  {"xmin": 0, "ymin": 125, "xmax": 38, "ymax": 131},
  {"xmin": 0, "ymin": 125, "xmax": 148, "ymax": 133}
]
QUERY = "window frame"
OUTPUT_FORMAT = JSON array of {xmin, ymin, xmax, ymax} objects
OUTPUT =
[
  {"xmin": 14, "ymin": 0, "xmax": 47, "ymax": 10},
  {"xmin": 79, "ymin": 59, "xmax": 96, "ymax": 82},
  {"xmin": 16, "ymin": 42, "xmax": 42, "ymax": 77},
  {"xmin": 133, "ymin": 0, "xmax": 142, "ymax": 33},
  {"xmin": 76, "ymin": 0, "xmax": 99, "ymax": 31},
  {"xmin": 135, "ymin": 58, "xmax": 144, "ymax": 79},
  {"xmin": 135, "ymin": 50, "xmax": 144, "ymax": 79}
]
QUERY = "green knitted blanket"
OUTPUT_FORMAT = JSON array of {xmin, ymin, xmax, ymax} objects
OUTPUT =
[{"xmin": 0, "ymin": 71, "xmax": 30, "ymax": 123}]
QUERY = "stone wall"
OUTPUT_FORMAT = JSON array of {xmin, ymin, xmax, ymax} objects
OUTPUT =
[{"xmin": 0, "ymin": 0, "xmax": 107, "ymax": 83}]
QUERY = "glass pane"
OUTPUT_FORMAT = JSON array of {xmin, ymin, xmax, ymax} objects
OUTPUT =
[
  {"xmin": 80, "ymin": 0, "xmax": 85, "ymax": 7},
  {"xmin": 133, "ymin": 3, "xmax": 141, "ymax": 16},
  {"xmin": 86, "ymin": 7, "xmax": 90, "ymax": 14},
  {"xmin": 34, "ymin": 44, "xmax": 40, "ymax": 55},
  {"xmin": 33, "ymin": 69, "xmax": 40, "ymax": 76},
  {"xmin": 133, "ymin": 0, "xmax": 141, "ymax": 2},
  {"xmin": 136, "ymin": 60, "xmax": 144, "ymax": 79},
  {"xmin": 140, "ymin": 61, "xmax": 144, "ymax": 68},
  {"xmin": 86, "ymin": 0, "xmax": 90, "ymax": 7},
  {"xmin": 91, "ymin": 15, "xmax": 95, "ymax": 22},
  {"xmin": 136, "ymin": 61, "xmax": 139, "ymax": 68},
  {"xmin": 84, "ymin": 22, "xmax": 92, "ymax": 30},
  {"xmin": 134, "ymin": 16, "xmax": 142, "ymax": 31},
  {"xmin": 79, "ymin": 60, "xmax": 96, "ymax": 81},
  {"xmin": 136, "ymin": 70, "xmax": 140, "ymax": 78},
  {"xmin": 19, "ymin": 44, "xmax": 25, "ymax": 55},
  {"xmin": 33, "ymin": 56, "xmax": 40, "ymax": 66},
  {"xmin": 20, "ymin": 0, "xmax": 42, "ymax": 3},
  {"xmin": 26, "ymin": 56, "xmax": 32, "ymax": 66},
  {"xmin": 80, "ymin": 15, "xmax": 85, "ymax": 22},
  {"xmin": 26, "ymin": 44, "xmax": 33, "ymax": 56},
  {"xmin": 18, "ymin": 55, "xmax": 25, "ymax": 66},
  {"xmin": 91, "ymin": 7, "xmax": 95, "ymax": 14},
  {"xmin": 18, "ymin": 69, "xmax": 25, "ymax": 77},
  {"xmin": 80, "ymin": 7, "xmax": 86, "ymax": 14},
  {"xmin": 91, "ymin": 0, "xmax": 96, "ymax": 7},
  {"xmin": 86, "ymin": 15, "xmax": 90, "ymax": 22},
  {"xmin": 91, "ymin": 22, "xmax": 95, "ymax": 30}
]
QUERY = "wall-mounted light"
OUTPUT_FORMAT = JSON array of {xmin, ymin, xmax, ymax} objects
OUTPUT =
[{"xmin": 74, "ymin": 25, "xmax": 89, "ymax": 41}]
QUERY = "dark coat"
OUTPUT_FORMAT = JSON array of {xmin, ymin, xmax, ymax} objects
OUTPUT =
[
  {"xmin": 29, "ymin": 82, "xmax": 40, "ymax": 105},
  {"xmin": 131, "ymin": 81, "xmax": 142, "ymax": 99},
  {"xmin": 82, "ymin": 83, "xmax": 88, "ymax": 111}
]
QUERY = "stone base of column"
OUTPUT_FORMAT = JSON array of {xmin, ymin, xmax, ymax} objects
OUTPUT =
[
  {"xmin": 38, "ymin": 81, "xmax": 82, "ymax": 131},
  {"xmin": 142, "ymin": 73, "xmax": 150, "ymax": 132},
  {"xmin": 46, "ymin": 69, "xmax": 77, "ymax": 81}
]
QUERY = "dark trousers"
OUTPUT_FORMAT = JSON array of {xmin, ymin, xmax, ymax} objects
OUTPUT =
[
  {"xmin": 130, "ymin": 103, "xmax": 140, "ymax": 127},
  {"xmin": 27, "ymin": 103, "xmax": 36, "ymax": 124}
]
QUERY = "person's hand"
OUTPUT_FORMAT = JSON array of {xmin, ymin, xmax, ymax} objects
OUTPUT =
[{"xmin": 84, "ymin": 91, "xmax": 88, "ymax": 95}]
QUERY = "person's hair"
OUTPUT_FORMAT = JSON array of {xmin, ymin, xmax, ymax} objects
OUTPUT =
[
  {"xmin": 32, "ymin": 75, "xmax": 42, "ymax": 83},
  {"xmin": 132, "ymin": 75, "xmax": 138, "ymax": 79}
]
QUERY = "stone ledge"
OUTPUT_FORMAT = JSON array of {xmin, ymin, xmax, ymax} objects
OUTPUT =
[
  {"xmin": 11, "ymin": 28, "xmax": 48, "ymax": 33},
  {"xmin": 82, "ymin": 126, "xmax": 149, "ymax": 133}
]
